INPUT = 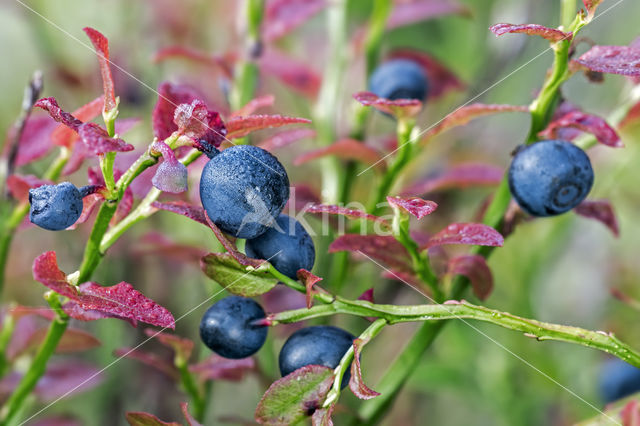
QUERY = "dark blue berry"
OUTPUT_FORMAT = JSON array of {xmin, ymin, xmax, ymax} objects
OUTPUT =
[
  {"xmin": 28, "ymin": 182, "xmax": 84, "ymax": 231},
  {"xmin": 199, "ymin": 296, "xmax": 268, "ymax": 359},
  {"xmin": 508, "ymin": 139, "xmax": 594, "ymax": 217},
  {"xmin": 599, "ymin": 358, "xmax": 640, "ymax": 403},
  {"xmin": 199, "ymin": 145, "xmax": 289, "ymax": 239},
  {"xmin": 245, "ymin": 214, "xmax": 315, "ymax": 279},
  {"xmin": 279, "ymin": 326, "xmax": 355, "ymax": 388},
  {"xmin": 368, "ymin": 59, "xmax": 429, "ymax": 102}
]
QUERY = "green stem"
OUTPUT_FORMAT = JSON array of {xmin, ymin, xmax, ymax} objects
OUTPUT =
[
  {"xmin": 561, "ymin": 0, "xmax": 578, "ymax": 29},
  {"xmin": 0, "ymin": 310, "xmax": 16, "ymax": 378},
  {"xmin": 0, "ymin": 294, "xmax": 69, "ymax": 426},
  {"xmin": 176, "ymin": 357, "xmax": 205, "ymax": 422}
]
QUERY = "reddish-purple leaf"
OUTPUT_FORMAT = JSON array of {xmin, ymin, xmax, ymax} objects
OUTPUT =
[
  {"xmin": 83, "ymin": 27, "xmax": 116, "ymax": 113},
  {"xmin": 447, "ymin": 255, "xmax": 493, "ymax": 300},
  {"xmin": 386, "ymin": 0, "xmax": 468, "ymax": 31},
  {"xmin": 489, "ymin": 23, "xmax": 572, "ymax": 43},
  {"xmin": 35, "ymin": 361, "xmax": 102, "ymax": 401},
  {"xmin": 144, "ymin": 329, "xmax": 194, "ymax": 361},
  {"xmin": 189, "ymin": 354, "xmax": 255, "ymax": 382},
  {"xmin": 329, "ymin": 235, "xmax": 412, "ymax": 272},
  {"xmin": 297, "ymin": 269, "xmax": 323, "ymax": 309},
  {"xmin": 50, "ymin": 96, "xmax": 103, "ymax": 148},
  {"xmin": 152, "ymin": 82, "xmax": 201, "ymax": 140},
  {"xmin": 181, "ymin": 403, "xmax": 202, "ymax": 426},
  {"xmin": 294, "ymin": 139, "xmax": 385, "ymax": 171},
  {"xmin": 286, "ymin": 184, "xmax": 322, "ymax": 213},
  {"xmin": 78, "ymin": 122, "xmax": 134, "ymax": 154},
  {"xmin": 353, "ymin": 91, "xmax": 422, "ymax": 120},
  {"xmin": 32, "ymin": 251, "xmax": 79, "ymax": 299},
  {"xmin": 125, "ymin": 412, "xmax": 181, "ymax": 426},
  {"xmin": 358, "ymin": 288, "xmax": 374, "ymax": 304},
  {"xmin": 574, "ymin": 200, "xmax": 620, "ymax": 237},
  {"xmin": 24, "ymin": 327, "xmax": 101, "ymax": 355},
  {"xmin": 349, "ymin": 338, "xmax": 380, "ymax": 400},
  {"xmin": 6, "ymin": 315, "xmax": 40, "ymax": 360},
  {"xmin": 582, "ymin": 0, "xmax": 603, "ymax": 16},
  {"xmin": 152, "ymin": 201, "xmax": 207, "ymax": 226},
  {"xmin": 387, "ymin": 196, "xmax": 438, "ymax": 219},
  {"xmin": 232, "ymin": 95, "xmax": 275, "ymax": 118},
  {"xmin": 15, "ymin": 116, "xmax": 56, "ymax": 166},
  {"xmin": 263, "ymin": 0, "xmax": 326, "ymax": 42},
  {"xmin": 62, "ymin": 301, "xmax": 137, "ymax": 325},
  {"xmin": 574, "ymin": 45, "xmax": 640, "ymax": 77},
  {"xmin": 311, "ymin": 405, "xmax": 334, "ymax": 426},
  {"xmin": 539, "ymin": 111, "xmax": 622, "ymax": 147},
  {"xmin": 401, "ymin": 163, "xmax": 504, "ymax": 195},
  {"xmin": 255, "ymin": 365, "xmax": 334, "ymax": 425},
  {"xmin": 7, "ymin": 174, "xmax": 51, "ymax": 203},
  {"xmin": 174, "ymin": 99, "xmax": 227, "ymax": 148},
  {"xmin": 115, "ymin": 347, "xmax": 178, "ymax": 380},
  {"xmin": 153, "ymin": 46, "xmax": 234, "ymax": 78},
  {"xmin": 258, "ymin": 128, "xmax": 317, "ymax": 151},
  {"xmin": 259, "ymin": 49, "xmax": 322, "ymax": 98},
  {"xmin": 421, "ymin": 104, "xmax": 528, "ymax": 142},
  {"xmin": 388, "ymin": 49, "xmax": 465, "ymax": 99},
  {"xmin": 422, "ymin": 223, "xmax": 504, "ymax": 250},
  {"xmin": 203, "ymin": 213, "xmax": 265, "ymax": 268},
  {"xmin": 34, "ymin": 97, "xmax": 83, "ymax": 132},
  {"xmin": 31, "ymin": 416, "xmax": 82, "ymax": 426},
  {"xmin": 620, "ymin": 101, "xmax": 640, "ymax": 129},
  {"xmin": 304, "ymin": 203, "xmax": 390, "ymax": 229},
  {"xmin": 226, "ymin": 114, "xmax": 311, "ymax": 139}
]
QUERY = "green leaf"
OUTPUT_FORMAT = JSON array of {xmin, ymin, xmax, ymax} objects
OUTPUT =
[
  {"xmin": 200, "ymin": 253, "xmax": 278, "ymax": 297},
  {"xmin": 255, "ymin": 365, "xmax": 335, "ymax": 425}
]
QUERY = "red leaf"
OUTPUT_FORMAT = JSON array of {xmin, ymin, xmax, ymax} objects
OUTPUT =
[
  {"xmin": 294, "ymin": 139, "xmax": 386, "ymax": 171},
  {"xmin": 125, "ymin": 412, "xmax": 181, "ymax": 426},
  {"xmin": 33, "ymin": 252, "xmax": 175, "ymax": 328},
  {"xmin": 582, "ymin": 0, "xmax": 603, "ymax": 16},
  {"xmin": 153, "ymin": 46, "xmax": 233, "ymax": 78},
  {"xmin": 226, "ymin": 114, "xmax": 311, "ymax": 139},
  {"xmin": 144, "ymin": 329, "xmax": 194, "ymax": 361},
  {"xmin": 357, "ymin": 288, "xmax": 374, "ymax": 304},
  {"xmin": 286, "ymin": 184, "xmax": 322, "ymax": 213},
  {"xmin": 203, "ymin": 212, "xmax": 265, "ymax": 268},
  {"xmin": 173, "ymin": 100, "xmax": 227, "ymax": 148},
  {"xmin": 232, "ymin": 95, "xmax": 275, "ymax": 118},
  {"xmin": 152, "ymin": 201, "xmax": 207, "ymax": 226},
  {"xmin": 386, "ymin": 0, "xmax": 468, "ymax": 31},
  {"xmin": 421, "ymin": 103, "xmax": 528, "ymax": 142},
  {"xmin": 574, "ymin": 45, "xmax": 640, "ymax": 77},
  {"xmin": 115, "ymin": 347, "xmax": 178, "ymax": 380},
  {"xmin": 353, "ymin": 91, "xmax": 422, "ymax": 120},
  {"xmin": 422, "ymin": 223, "xmax": 504, "ymax": 250},
  {"xmin": 189, "ymin": 354, "xmax": 255, "ymax": 382},
  {"xmin": 574, "ymin": 199, "xmax": 620, "ymax": 237},
  {"xmin": 62, "ymin": 301, "xmax": 136, "ymax": 325},
  {"xmin": 539, "ymin": 110, "xmax": 622, "ymax": 147},
  {"xmin": 24, "ymin": 327, "xmax": 101, "ymax": 355},
  {"xmin": 389, "ymin": 49, "xmax": 465, "ymax": 99},
  {"xmin": 78, "ymin": 122, "xmax": 134, "ymax": 154},
  {"xmin": 181, "ymin": 403, "xmax": 202, "ymax": 426},
  {"xmin": 447, "ymin": 255, "xmax": 493, "ymax": 300},
  {"xmin": 349, "ymin": 338, "xmax": 380, "ymax": 400},
  {"xmin": 152, "ymin": 82, "xmax": 200, "ymax": 140},
  {"xmin": 35, "ymin": 97, "xmax": 83, "ymax": 132},
  {"xmin": 263, "ymin": 0, "xmax": 327, "ymax": 42},
  {"xmin": 259, "ymin": 49, "xmax": 321, "ymax": 98},
  {"xmin": 619, "ymin": 101, "xmax": 640, "ymax": 129},
  {"xmin": 489, "ymin": 23, "xmax": 572, "ymax": 43},
  {"xmin": 258, "ymin": 128, "xmax": 317, "ymax": 151},
  {"xmin": 620, "ymin": 400, "xmax": 640, "ymax": 426},
  {"xmin": 311, "ymin": 405, "xmax": 334, "ymax": 426},
  {"xmin": 401, "ymin": 163, "xmax": 504, "ymax": 195},
  {"xmin": 50, "ymin": 96, "xmax": 103, "ymax": 148},
  {"xmin": 83, "ymin": 27, "xmax": 116, "ymax": 112},
  {"xmin": 329, "ymin": 235, "xmax": 412, "ymax": 272},
  {"xmin": 297, "ymin": 269, "xmax": 323, "ymax": 309},
  {"xmin": 7, "ymin": 174, "xmax": 51, "ymax": 203},
  {"xmin": 15, "ymin": 116, "xmax": 56, "ymax": 166},
  {"xmin": 304, "ymin": 203, "xmax": 390, "ymax": 229},
  {"xmin": 387, "ymin": 196, "xmax": 437, "ymax": 219}
]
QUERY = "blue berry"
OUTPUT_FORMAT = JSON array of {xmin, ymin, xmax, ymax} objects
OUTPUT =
[
  {"xmin": 599, "ymin": 358, "xmax": 640, "ymax": 403},
  {"xmin": 508, "ymin": 140, "xmax": 594, "ymax": 217},
  {"xmin": 279, "ymin": 326, "xmax": 354, "ymax": 388},
  {"xmin": 199, "ymin": 145, "xmax": 289, "ymax": 239},
  {"xmin": 28, "ymin": 182, "xmax": 84, "ymax": 231},
  {"xmin": 199, "ymin": 296, "xmax": 268, "ymax": 359},
  {"xmin": 368, "ymin": 59, "xmax": 429, "ymax": 102},
  {"xmin": 245, "ymin": 214, "xmax": 315, "ymax": 279}
]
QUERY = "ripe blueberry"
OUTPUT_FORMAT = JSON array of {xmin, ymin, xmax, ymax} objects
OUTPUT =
[
  {"xmin": 245, "ymin": 214, "xmax": 315, "ymax": 279},
  {"xmin": 599, "ymin": 358, "xmax": 640, "ymax": 403},
  {"xmin": 508, "ymin": 139, "xmax": 594, "ymax": 217},
  {"xmin": 279, "ymin": 326, "xmax": 355, "ymax": 387},
  {"xmin": 199, "ymin": 296, "xmax": 268, "ymax": 359},
  {"xmin": 28, "ymin": 182, "xmax": 84, "ymax": 231},
  {"xmin": 368, "ymin": 59, "xmax": 429, "ymax": 102},
  {"xmin": 199, "ymin": 145, "xmax": 289, "ymax": 239}
]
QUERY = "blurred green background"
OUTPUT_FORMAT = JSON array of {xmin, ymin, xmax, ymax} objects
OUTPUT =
[{"xmin": 1, "ymin": 0, "xmax": 640, "ymax": 425}]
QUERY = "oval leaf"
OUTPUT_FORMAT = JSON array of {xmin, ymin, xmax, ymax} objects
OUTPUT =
[
  {"xmin": 232, "ymin": 95, "xmax": 275, "ymax": 118},
  {"xmin": 50, "ymin": 96, "xmax": 103, "ymax": 148},
  {"xmin": 574, "ymin": 45, "xmax": 640, "ymax": 77},
  {"xmin": 401, "ymin": 163, "xmax": 504, "ymax": 195},
  {"xmin": 353, "ymin": 92, "xmax": 422, "ymax": 120},
  {"xmin": 304, "ymin": 204, "xmax": 390, "ymax": 229},
  {"xmin": 294, "ymin": 139, "xmax": 385, "ymax": 171},
  {"xmin": 263, "ymin": 0, "xmax": 327, "ymax": 42},
  {"xmin": 144, "ymin": 329, "xmax": 194, "ymax": 361},
  {"xmin": 329, "ymin": 235, "xmax": 412, "ymax": 272},
  {"xmin": 574, "ymin": 200, "xmax": 620, "ymax": 237},
  {"xmin": 258, "ymin": 128, "xmax": 317, "ymax": 151},
  {"xmin": 152, "ymin": 201, "xmax": 207, "ymax": 226},
  {"xmin": 539, "ymin": 110, "xmax": 622, "ymax": 147},
  {"xmin": 200, "ymin": 253, "xmax": 278, "ymax": 297},
  {"xmin": 226, "ymin": 114, "xmax": 312, "ymax": 139},
  {"xmin": 349, "ymin": 337, "xmax": 380, "ymax": 400},
  {"xmin": 255, "ymin": 365, "xmax": 335, "ymax": 425},
  {"xmin": 387, "ymin": 196, "xmax": 438, "ymax": 219},
  {"xmin": 83, "ymin": 27, "xmax": 116, "ymax": 112},
  {"xmin": 490, "ymin": 23, "xmax": 572, "ymax": 43},
  {"xmin": 447, "ymin": 255, "xmax": 493, "ymax": 300},
  {"xmin": 422, "ymin": 223, "xmax": 504, "ymax": 250}
]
